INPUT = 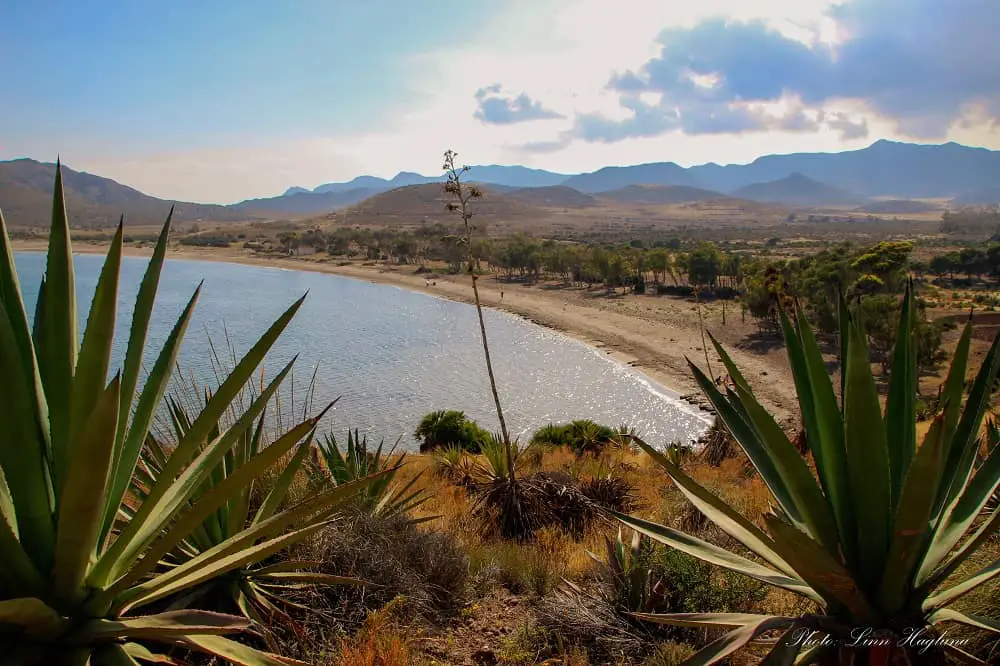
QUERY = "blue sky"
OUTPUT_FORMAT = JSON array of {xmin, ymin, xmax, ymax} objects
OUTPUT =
[{"xmin": 2, "ymin": 0, "xmax": 999, "ymax": 203}]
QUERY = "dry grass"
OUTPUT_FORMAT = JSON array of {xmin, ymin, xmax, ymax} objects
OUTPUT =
[
  {"xmin": 321, "ymin": 435, "xmax": 999, "ymax": 664},
  {"xmin": 333, "ymin": 601, "xmax": 424, "ymax": 666}
]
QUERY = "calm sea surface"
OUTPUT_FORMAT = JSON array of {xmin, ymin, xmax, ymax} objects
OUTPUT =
[{"xmin": 12, "ymin": 253, "xmax": 711, "ymax": 449}]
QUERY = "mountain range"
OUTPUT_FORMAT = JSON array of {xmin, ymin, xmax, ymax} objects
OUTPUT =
[
  {"xmin": 2, "ymin": 140, "xmax": 998, "ymax": 227},
  {"xmin": 265, "ymin": 139, "xmax": 1000, "ymax": 213}
]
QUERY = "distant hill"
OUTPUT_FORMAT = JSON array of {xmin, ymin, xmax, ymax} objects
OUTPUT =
[
  {"xmin": 732, "ymin": 173, "xmax": 866, "ymax": 207},
  {"xmin": 232, "ymin": 187, "xmax": 378, "ymax": 215},
  {"xmin": 309, "ymin": 164, "xmax": 567, "ymax": 196},
  {"xmin": 856, "ymin": 199, "xmax": 941, "ymax": 214},
  {"xmin": 0, "ymin": 158, "xmax": 258, "ymax": 228},
  {"xmin": 691, "ymin": 140, "xmax": 1000, "ymax": 199},
  {"xmin": 505, "ymin": 186, "xmax": 597, "ymax": 208},
  {"xmin": 562, "ymin": 162, "xmax": 703, "ymax": 193},
  {"xmin": 598, "ymin": 184, "xmax": 726, "ymax": 205},
  {"xmin": 262, "ymin": 140, "xmax": 1000, "ymax": 212},
  {"xmin": 325, "ymin": 183, "xmax": 543, "ymax": 226}
]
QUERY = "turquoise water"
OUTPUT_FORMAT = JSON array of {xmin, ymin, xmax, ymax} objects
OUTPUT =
[{"xmin": 12, "ymin": 252, "xmax": 711, "ymax": 449}]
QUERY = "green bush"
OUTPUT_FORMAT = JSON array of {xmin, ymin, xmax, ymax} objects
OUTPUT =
[
  {"xmin": 530, "ymin": 419, "xmax": 625, "ymax": 454},
  {"xmin": 414, "ymin": 409, "xmax": 489, "ymax": 453}
]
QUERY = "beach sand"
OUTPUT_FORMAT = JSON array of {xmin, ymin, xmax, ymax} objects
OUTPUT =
[{"xmin": 12, "ymin": 240, "xmax": 800, "ymax": 425}]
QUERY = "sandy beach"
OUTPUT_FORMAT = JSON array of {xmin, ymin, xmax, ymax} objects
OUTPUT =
[{"xmin": 12, "ymin": 240, "xmax": 799, "ymax": 425}]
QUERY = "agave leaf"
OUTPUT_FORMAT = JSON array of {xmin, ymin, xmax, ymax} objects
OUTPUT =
[
  {"xmin": 923, "ymin": 554, "xmax": 1000, "ymax": 611},
  {"xmin": 686, "ymin": 359, "xmax": 803, "ymax": 530},
  {"xmin": 41, "ymin": 161, "xmax": 78, "ymax": 496},
  {"xmin": 251, "ymin": 440, "xmax": 311, "ymax": 528},
  {"xmin": 101, "ymin": 410, "xmax": 320, "ymax": 595},
  {"xmin": 0, "ymin": 210, "xmax": 50, "ymax": 454},
  {"xmin": 942, "ymin": 644, "xmax": 989, "ymax": 666},
  {"xmin": 838, "ymin": 292, "xmax": 849, "ymax": 408},
  {"xmin": 228, "ymin": 414, "xmax": 268, "ymax": 536},
  {"xmin": 101, "ymin": 284, "xmax": 201, "ymax": 545},
  {"xmin": 115, "ymin": 213, "xmax": 172, "ymax": 452},
  {"xmin": 722, "ymin": 366, "xmax": 840, "ymax": 554},
  {"xmin": 931, "ymin": 322, "xmax": 974, "ymax": 520},
  {"xmin": 69, "ymin": 222, "xmax": 122, "ymax": 467},
  {"xmin": 0, "ymin": 210, "xmax": 35, "ymax": 389},
  {"xmin": 119, "ymin": 521, "xmax": 333, "ymax": 612},
  {"xmin": 92, "ymin": 295, "xmax": 307, "ymax": 586},
  {"xmin": 54, "ymin": 376, "xmax": 121, "ymax": 601},
  {"xmin": 764, "ymin": 514, "xmax": 876, "ymax": 623},
  {"xmin": 255, "ymin": 572, "xmax": 366, "ymax": 586},
  {"xmin": 918, "ymin": 437, "xmax": 1000, "ymax": 587},
  {"xmin": 679, "ymin": 616, "xmax": 795, "ymax": 666},
  {"xmin": 630, "ymin": 612, "xmax": 780, "ymax": 629},
  {"xmin": 121, "ymin": 643, "xmax": 178, "ymax": 664},
  {"xmin": 92, "ymin": 644, "xmax": 141, "ymax": 666},
  {"xmin": 937, "ymin": 331, "xmax": 1000, "ymax": 521},
  {"xmin": 613, "ymin": 511, "xmax": 820, "ymax": 601},
  {"xmin": 179, "ymin": 634, "xmax": 308, "ymax": 666},
  {"xmin": 779, "ymin": 309, "xmax": 854, "ymax": 568},
  {"xmin": 631, "ymin": 436, "xmax": 797, "ymax": 577},
  {"xmin": 877, "ymin": 406, "xmax": 948, "ymax": 613},
  {"xmin": 109, "ymin": 471, "xmax": 382, "ymax": 613},
  {"xmin": 842, "ymin": 310, "xmax": 891, "ymax": 589},
  {"xmin": 252, "ymin": 560, "xmax": 326, "ymax": 575},
  {"xmin": 93, "ymin": 355, "xmax": 298, "ymax": 586},
  {"xmin": 929, "ymin": 608, "xmax": 1000, "ymax": 635},
  {"xmin": 74, "ymin": 609, "xmax": 251, "ymax": 640},
  {"xmin": 922, "ymin": 501, "xmax": 1000, "ymax": 593},
  {"xmin": 883, "ymin": 284, "xmax": 917, "ymax": 507},
  {"xmin": 0, "ymin": 597, "xmax": 65, "ymax": 633},
  {"xmin": 0, "ymin": 465, "xmax": 44, "ymax": 596},
  {"xmin": 759, "ymin": 628, "xmax": 803, "ymax": 666},
  {"xmin": 0, "ymin": 299, "xmax": 55, "ymax": 567}
]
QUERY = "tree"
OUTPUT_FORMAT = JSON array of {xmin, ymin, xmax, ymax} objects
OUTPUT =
[
  {"xmin": 958, "ymin": 247, "xmax": 988, "ymax": 279},
  {"xmin": 929, "ymin": 253, "xmax": 956, "ymax": 278},
  {"xmin": 608, "ymin": 252, "xmax": 630, "ymax": 293},
  {"xmin": 687, "ymin": 242, "xmax": 722, "ymax": 289},
  {"xmin": 647, "ymin": 249, "xmax": 669, "ymax": 284}
]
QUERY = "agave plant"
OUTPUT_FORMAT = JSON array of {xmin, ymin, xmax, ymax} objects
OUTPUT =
[
  {"xmin": 616, "ymin": 287, "xmax": 1000, "ymax": 665},
  {"xmin": 434, "ymin": 443, "xmax": 477, "ymax": 486},
  {"xmin": 312, "ymin": 429, "xmax": 427, "ymax": 519},
  {"xmin": 133, "ymin": 386, "xmax": 365, "ymax": 631},
  {"xmin": 587, "ymin": 528, "xmax": 665, "ymax": 615},
  {"xmin": 0, "ymin": 166, "xmax": 377, "ymax": 664}
]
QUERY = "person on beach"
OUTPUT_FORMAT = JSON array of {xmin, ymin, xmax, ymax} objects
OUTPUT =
[{"xmin": 500, "ymin": 289, "xmax": 504, "ymax": 301}]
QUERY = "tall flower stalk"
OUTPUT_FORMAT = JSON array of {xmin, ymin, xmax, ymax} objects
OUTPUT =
[{"xmin": 443, "ymin": 150, "xmax": 513, "ymax": 479}]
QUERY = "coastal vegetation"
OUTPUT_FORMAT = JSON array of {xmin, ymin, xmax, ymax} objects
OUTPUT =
[{"xmin": 1, "ymin": 164, "xmax": 999, "ymax": 665}]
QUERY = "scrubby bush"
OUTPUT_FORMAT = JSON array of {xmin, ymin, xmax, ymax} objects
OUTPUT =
[
  {"xmin": 297, "ymin": 512, "xmax": 469, "ymax": 627},
  {"xmin": 579, "ymin": 474, "xmax": 640, "ymax": 514}
]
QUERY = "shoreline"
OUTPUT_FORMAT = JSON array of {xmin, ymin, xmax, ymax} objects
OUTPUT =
[{"xmin": 12, "ymin": 240, "xmax": 799, "ymax": 425}]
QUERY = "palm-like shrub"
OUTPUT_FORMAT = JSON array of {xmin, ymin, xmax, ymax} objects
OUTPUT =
[
  {"xmin": 0, "ymin": 167, "xmax": 372, "ymax": 664},
  {"xmin": 414, "ymin": 409, "xmax": 488, "ymax": 453},
  {"xmin": 529, "ymin": 420, "xmax": 628, "ymax": 455},
  {"xmin": 313, "ymin": 429, "xmax": 427, "ymax": 519},
  {"xmin": 617, "ymin": 288, "xmax": 1000, "ymax": 664}
]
